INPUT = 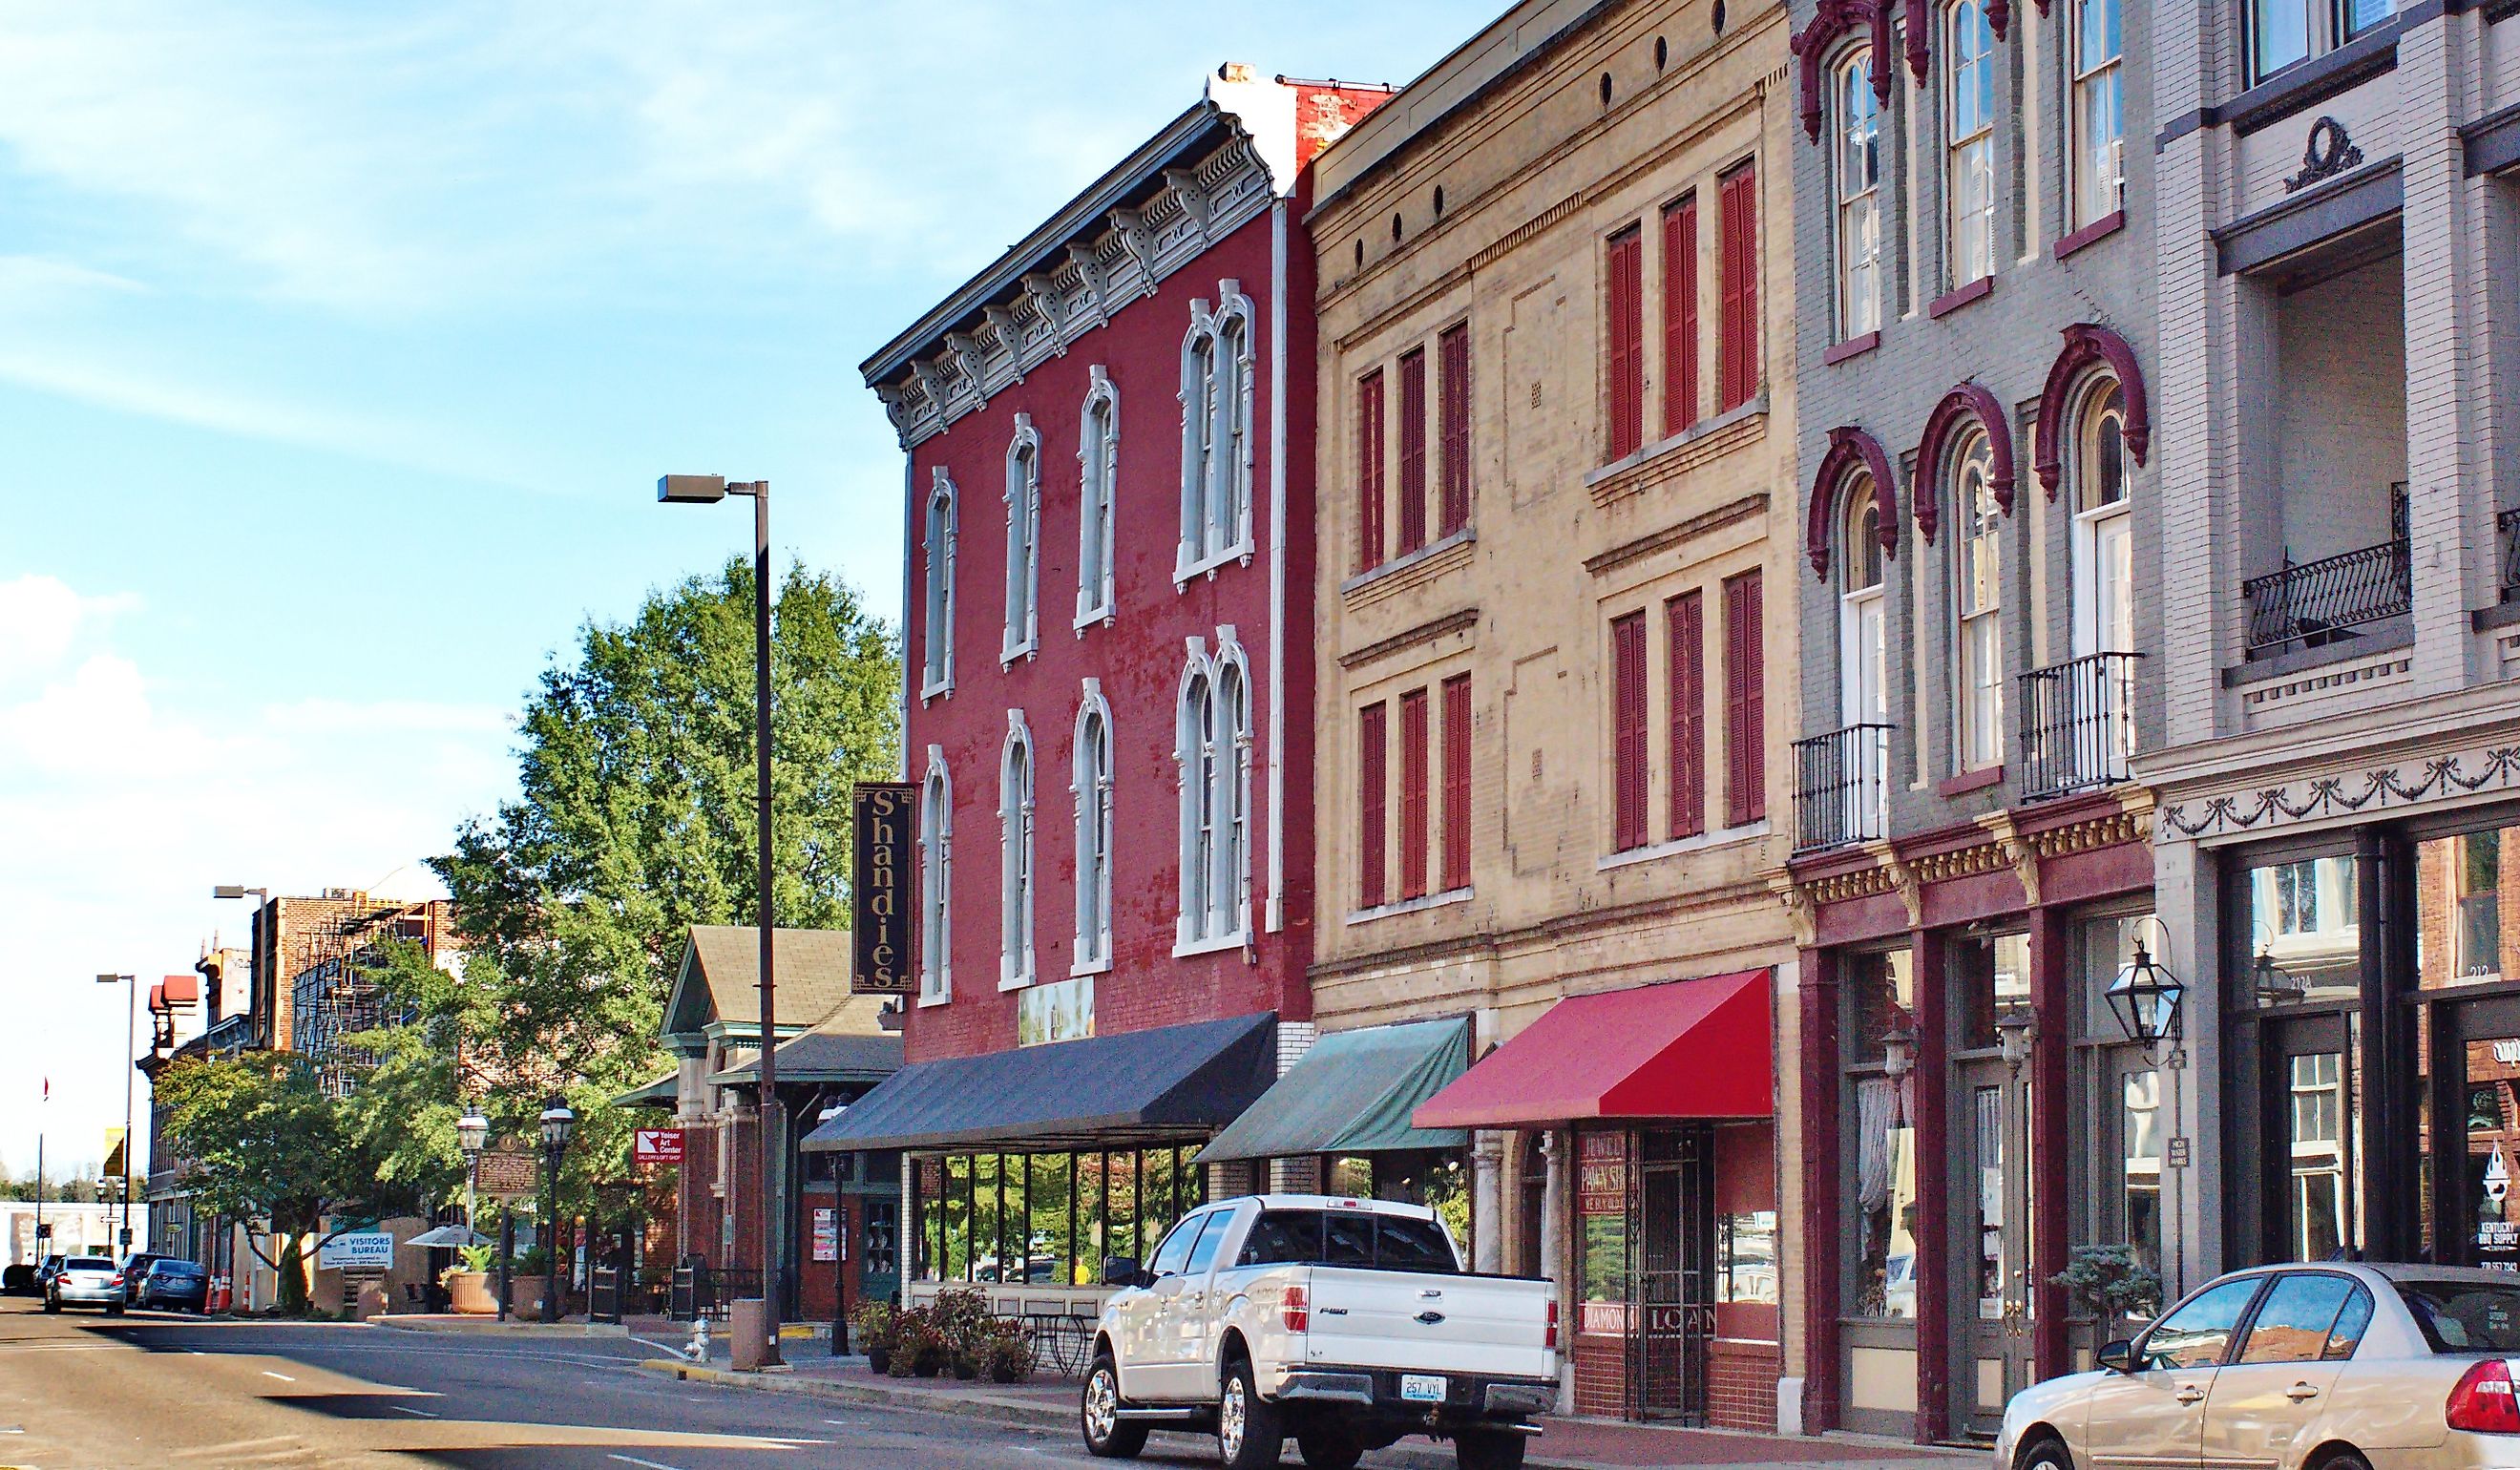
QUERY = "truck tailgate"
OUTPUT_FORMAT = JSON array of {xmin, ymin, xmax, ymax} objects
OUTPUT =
[{"xmin": 1298, "ymin": 1268, "xmax": 1556, "ymax": 1381}]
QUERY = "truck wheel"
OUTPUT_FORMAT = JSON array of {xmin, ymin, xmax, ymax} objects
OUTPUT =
[
  {"xmin": 1299, "ymin": 1430, "xmax": 1364, "ymax": 1469},
  {"xmin": 1217, "ymin": 1356, "xmax": 1284, "ymax": 1470},
  {"xmin": 1455, "ymin": 1429, "xmax": 1526, "ymax": 1470},
  {"xmin": 1081, "ymin": 1354, "xmax": 1147, "ymax": 1460}
]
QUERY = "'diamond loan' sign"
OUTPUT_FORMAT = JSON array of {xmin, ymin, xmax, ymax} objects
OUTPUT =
[{"xmin": 852, "ymin": 782, "xmax": 917, "ymax": 996}]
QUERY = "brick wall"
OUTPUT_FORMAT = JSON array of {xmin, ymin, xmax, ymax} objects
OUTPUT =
[{"xmin": 1709, "ymin": 1338, "xmax": 1782, "ymax": 1431}]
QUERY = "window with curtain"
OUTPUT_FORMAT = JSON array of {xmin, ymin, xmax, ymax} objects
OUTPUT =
[
  {"xmin": 1003, "ymin": 425, "xmax": 1040, "ymax": 661},
  {"xmin": 1835, "ymin": 52, "xmax": 1881, "ymax": 339},
  {"xmin": 1945, "ymin": 0, "xmax": 1998, "ymax": 289},
  {"xmin": 1844, "ymin": 948, "xmax": 1918, "ymax": 1318},
  {"xmin": 1077, "ymin": 374, "xmax": 1118, "ymax": 624},
  {"xmin": 1952, "ymin": 432, "xmax": 2004, "ymax": 770},
  {"xmin": 919, "ymin": 759, "xmax": 953, "ymax": 1003},
  {"xmin": 1072, "ymin": 699, "xmax": 1113, "ymax": 974},
  {"xmin": 2072, "ymin": 0, "xmax": 2124, "ymax": 229},
  {"xmin": 998, "ymin": 720, "xmax": 1035, "ymax": 988},
  {"xmin": 922, "ymin": 474, "xmax": 957, "ymax": 697}
]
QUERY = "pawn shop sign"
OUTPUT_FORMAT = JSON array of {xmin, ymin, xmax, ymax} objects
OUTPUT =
[{"xmin": 634, "ymin": 1128, "xmax": 685, "ymax": 1166}]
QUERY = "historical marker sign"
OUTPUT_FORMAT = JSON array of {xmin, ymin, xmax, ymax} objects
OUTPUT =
[
  {"xmin": 851, "ymin": 782, "xmax": 917, "ymax": 995},
  {"xmin": 475, "ymin": 1146, "xmax": 538, "ymax": 1199}
]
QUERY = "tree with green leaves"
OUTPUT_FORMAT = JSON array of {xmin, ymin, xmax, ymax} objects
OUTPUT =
[
  {"xmin": 155, "ymin": 1054, "xmax": 418, "ymax": 1313},
  {"xmin": 430, "ymin": 556, "xmax": 900, "ymax": 1204}
]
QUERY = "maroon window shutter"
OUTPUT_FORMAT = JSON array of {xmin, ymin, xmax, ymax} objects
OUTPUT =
[
  {"xmin": 1360, "ymin": 703, "xmax": 1388, "ymax": 908},
  {"xmin": 1718, "ymin": 163, "xmax": 1759, "ymax": 413},
  {"xmin": 1438, "ymin": 324, "xmax": 1471, "ymax": 536},
  {"xmin": 1606, "ymin": 227, "xmax": 1644, "ymax": 460},
  {"xmin": 1667, "ymin": 591, "xmax": 1706, "ymax": 841},
  {"xmin": 1663, "ymin": 196, "xmax": 1699, "ymax": 436},
  {"xmin": 1398, "ymin": 348, "xmax": 1429, "ymax": 555},
  {"xmin": 1441, "ymin": 673, "xmax": 1471, "ymax": 891},
  {"xmin": 1399, "ymin": 688, "xmax": 1430, "ymax": 899},
  {"xmin": 1611, "ymin": 612, "xmax": 1648, "ymax": 851},
  {"xmin": 1358, "ymin": 370, "xmax": 1386, "ymax": 572},
  {"xmin": 1723, "ymin": 569, "xmax": 1767, "ymax": 827}
]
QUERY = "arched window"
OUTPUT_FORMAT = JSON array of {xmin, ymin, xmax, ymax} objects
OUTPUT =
[
  {"xmin": 1178, "ymin": 286, "xmax": 1257, "ymax": 578},
  {"xmin": 1838, "ymin": 483, "xmax": 1891, "ymax": 837},
  {"xmin": 922, "ymin": 470, "xmax": 957, "ymax": 699},
  {"xmin": 1944, "ymin": 0, "xmax": 1998, "ymax": 288},
  {"xmin": 998, "ymin": 715, "xmax": 1035, "ymax": 988},
  {"xmin": 1004, "ymin": 420, "xmax": 1040, "ymax": 662},
  {"xmin": 2071, "ymin": 0, "xmax": 2124, "ymax": 228},
  {"xmin": 1834, "ymin": 48, "xmax": 1882, "ymax": 339},
  {"xmin": 1077, "ymin": 370, "xmax": 1119, "ymax": 626},
  {"xmin": 918, "ymin": 751, "xmax": 953, "ymax": 1003},
  {"xmin": 1174, "ymin": 635, "xmax": 1252, "ymax": 947},
  {"xmin": 2071, "ymin": 380, "xmax": 2135, "ymax": 770},
  {"xmin": 1950, "ymin": 431, "xmax": 2005, "ymax": 770},
  {"xmin": 1072, "ymin": 688, "xmax": 1114, "ymax": 973}
]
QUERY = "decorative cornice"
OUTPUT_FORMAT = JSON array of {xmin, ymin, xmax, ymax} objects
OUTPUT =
[
  {"xmin": 1337, "ymin": 606, "xmax": 1480, "ymax": 670},
  {"xmin": 2158, "ymin": 740, "xmax": 2520, "ymax": 842},
  {"xmin": 1912, "ymin": 380, "xmax": 2017, "ymax": 541},
  {"xmin": 2033, "ymin": 324, "xmax": 2152, "ymax": 499},
  {"xmin": 1586, "ymin": 494, "xmax": 1769, "ymax": 578},
  {"xmin": 1793, "ymin": 0, "xmax": 1897, "ymax": 142},
  {"xmin": 1806, "ymin": 426, "xmax": 1900, "ymax": 581}
]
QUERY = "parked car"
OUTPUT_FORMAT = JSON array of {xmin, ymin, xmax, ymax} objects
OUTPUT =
[
  {"xmin": 116, "ymin": 1252, "xmax": 171, "ymax": 1304},
  {"xmin": 134, "ymin": 1258, "xmax": 208, "ymax": 1312},
  {"xmin": 32, "ymin": 1254, "xmax": 65, "ymax": 1294},
  {"xmin": 1082, "ymin": 1194, "xmax": 1558, "ymax": 1470},
  {"xmin": 43, "ymin": 1257, "xmax": 124, "ymax": 1314},
  {"xmin": 2001, "ymin": 1262, "xmax": 2520, "ymax": 1470}
]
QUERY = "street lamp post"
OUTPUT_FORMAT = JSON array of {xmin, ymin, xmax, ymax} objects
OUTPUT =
[
  {"xmin": 94, "ymin": 974, "xmax": 137, "ymax": 1254},
  {"xmin": 538, "ymin": 1098, "xmax": 575, "ymax": 1324},
  {"xmin": 456, "ymin": 1108, "xmax": 490, "ymax": 1236},
  {"xmin": 657, "ymin": 472, "xmax": 785, "ymax": 1362}
]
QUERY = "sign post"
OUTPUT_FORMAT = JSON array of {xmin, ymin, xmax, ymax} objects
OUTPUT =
[{"xmin": 851, "ymin": 783, "xmax": 917, "ymax": 997}]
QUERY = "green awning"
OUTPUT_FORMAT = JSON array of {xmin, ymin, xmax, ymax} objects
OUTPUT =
[
  {"xmin": 613, "ymin": 1073, "xmax": 679, "ymax": 1110},
  {"xmin": 1195, "ymin": 1017, "xmax": 1472, "ymax": 1165}
]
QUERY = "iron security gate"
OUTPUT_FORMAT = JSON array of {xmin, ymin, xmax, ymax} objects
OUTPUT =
[{"xmin": 1632, "ymin": 1126, "xmax": 1715, "ymax": 1422}]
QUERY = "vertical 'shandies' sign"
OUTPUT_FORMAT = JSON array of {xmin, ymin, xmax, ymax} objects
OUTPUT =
[{"xmin": 851, "ymin": 782, "xmax": 917, "ymax": 995}]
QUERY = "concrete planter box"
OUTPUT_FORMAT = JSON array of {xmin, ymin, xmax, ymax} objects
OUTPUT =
[{"xmin": 445, "ymin": 1272, "xmax": 498, "ymax": 1314}]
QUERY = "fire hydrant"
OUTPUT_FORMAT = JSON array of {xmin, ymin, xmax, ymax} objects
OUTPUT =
[{"xmin": 686, "ymin": 1314, "xmax": 710, "ymax": 1363}]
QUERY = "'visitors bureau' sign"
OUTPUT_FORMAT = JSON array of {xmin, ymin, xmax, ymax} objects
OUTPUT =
[{"xmin": 852, "ymin": 782, "xmax": 917, "ymax": 995}]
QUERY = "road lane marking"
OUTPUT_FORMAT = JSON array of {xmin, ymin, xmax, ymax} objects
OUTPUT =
[
  {"xmin": 607, "ymin": 1457, "xmax": 692, "ymax": 1470},
  {"xmin": 261, "ymin": 1370, "xmax": 295, "ymax": 1381}
]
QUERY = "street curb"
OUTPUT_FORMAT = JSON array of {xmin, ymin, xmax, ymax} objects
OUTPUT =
[{"xmin": 374, "ymin": 1317, "xmax": 630, "ymax": 1338}]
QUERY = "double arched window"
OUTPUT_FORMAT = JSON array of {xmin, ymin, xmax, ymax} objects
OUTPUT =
[
  {"xmin": 922, "ymin": 470, "xmax": 957, "ymax": 700},
  {"xmin": 1178, "ymin": 284, "xmax": 1256, "ymax": 578},
  {"xmin": 1176, "ymin": 635, "xmax": 1251, "ymax": 947},
  {"xmin": 998, "ymin": 714, "xmax": 1036, "ymax": 989},
  {"xmin": 1004, "ymin": 419, "xmax": 1040, "ymax": 662},
  {"xmin": 1077, "ymin": 370, "xmax": 1119, "ymax": 627},
  {"xmin": 918, "ymin": 749, "xmax": 953, "ymax": 1003},
  {"xmin": 1072, "ymin": 685, "xmax": 1115, "ymax": 973},
  {"xmin": 1834, "ymin": 48, "xmax": 1882, "ymax": 339}
]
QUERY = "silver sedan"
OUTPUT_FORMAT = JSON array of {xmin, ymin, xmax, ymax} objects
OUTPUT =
[{"xmin": 2001, "ymin": 1263, "xmax": 2520, "ymax": 1470}]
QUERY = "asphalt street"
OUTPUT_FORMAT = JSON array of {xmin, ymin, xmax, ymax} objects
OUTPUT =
[{"xmin": 0, "ymin": 1297, "xmax": 1207, "ymax": 1470}]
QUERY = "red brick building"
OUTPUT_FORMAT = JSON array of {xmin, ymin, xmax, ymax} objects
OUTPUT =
[{"xmin": 811, "ymin": 67, "xmax": 1392, "ymax": 1299}]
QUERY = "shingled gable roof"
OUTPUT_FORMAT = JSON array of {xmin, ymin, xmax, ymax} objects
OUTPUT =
[{"xmin": 660, "ymin": 925, "xmax": 857, "ymax": 1050}]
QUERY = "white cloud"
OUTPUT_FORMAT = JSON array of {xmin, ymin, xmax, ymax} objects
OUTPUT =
[{"xmin": 0, "ymin": 575, "xmax": 137, "ymax": 682}]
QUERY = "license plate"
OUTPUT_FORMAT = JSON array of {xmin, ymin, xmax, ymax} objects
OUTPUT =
[{"xmin": 1399, "ymin": 1374, "xmax": 1447, "ymax": 1403}]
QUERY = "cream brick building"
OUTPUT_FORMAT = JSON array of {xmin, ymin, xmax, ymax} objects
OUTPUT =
[{"xmin": 1302, "ymin": 0, "xmax": 1804, "ymax": 1429}]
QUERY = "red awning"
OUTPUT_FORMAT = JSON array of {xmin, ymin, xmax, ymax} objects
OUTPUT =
[{"xmin": 1412, "ymin": 969, "xmax": 1773, "ymax": 1128}]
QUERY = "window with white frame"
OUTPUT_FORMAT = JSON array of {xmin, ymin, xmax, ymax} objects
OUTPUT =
[
  {"xmin": 1175, "ymin": 637, "xmax": 1250, "ymax": 947},
  {"xmin": 1835, "ymin": 49, "xmax": 1883, "ymax": 339},
  {"xmin": 922, "ymin": 470, "xmax": 957, "ymax": 698},
  {"xmin": 1177, "ymin": 286, "xmax": 1255, "ymax": 578},
  {"xmin": 998, "ymin": 714, "xmax": 1036, "ymax": 988},
  {"xmin": 2251, "ymin": 0, "xmax": 2395, "ymax": 85},
  {"xmin": 1077, "ymin": 370, "xmax": 1119, "ymax": 626},
  {"xmin": 1951, "ymin": 431, "xmax": 2005, "ymax": 770},
  {"xmin": 1003, "ymin": 420, "xmax": 1040, "ymax": 662},
  {"xmin": 1072, "ymin": 687, "xmax": 1114, "ymax": 974},
  {"xmin": 2072, "ymin": 0, "xmax": 2124, "ymax": 229},
  {"xmin": 1944, "ymin": 0, "xmax": 1998, "ymax": 289},
  {"xmin": 918, "ymin": 752, "xmax": 953, "ymax": 1002}
]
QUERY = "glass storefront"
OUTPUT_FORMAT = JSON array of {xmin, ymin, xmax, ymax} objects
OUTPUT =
[
  {"xmin": 1843, "ymin": 948, "xmax": 1918, "ymax": 1319},
  {"xmin": 913, "ymin": 1144, "xmax": 1205, "ymax": 1286}
]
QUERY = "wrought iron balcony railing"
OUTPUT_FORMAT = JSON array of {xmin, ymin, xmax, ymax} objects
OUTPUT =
[
  {"xmin": 1793, "ymin": 724, "xmax": 1893, "ymax": 854},
  {"xmin": 2020, "ymin": 651, "xmax": 2142, "ymax": 801},
  {"xmin": 2242, "ymin": 536, "xmax": 2411, "ymax": 657}
]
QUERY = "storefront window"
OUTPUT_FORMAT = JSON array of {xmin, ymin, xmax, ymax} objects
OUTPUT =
[
  {"xmin": 2247, "ymin": 854, "xmax": 2359, "ymax": 1005},
  {"xmin": 1844, "ymin": 947, "xmax": 1916, "ymax": 1064},
  {"xmin": 2290, "ymin": 1051, "xmax": 2347, "ymax": 1261},
  {"xmin": 1951, "ymin": 932, "xmax": 2031, "ymax": 1051},
  {"xmin": 2123, "ymin": 1070, "xmax": 2162, "ymax": 1276},
  {"xmin": 914, "ymin": 1145, "xmax": 1203, "ymax": 1287},
  {"xmin": 1844, "ymin": 949, "xmax": 1919, "ymax": 1319},
  {"xmin": 2420, "ymin": 826, "xmax": 2519, "ymax": 988},
  {"xmin": 1720, "ymin": 1210, "xmax": 1777, "ymax": 1305},
  {"xmin": 1576, "ymin": 1131, "xmax": 1631, "ymax": 1337}
]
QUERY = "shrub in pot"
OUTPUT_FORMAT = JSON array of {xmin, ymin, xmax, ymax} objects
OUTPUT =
[
  {"xmin": 850, "ymin": 1300, "xmax": 898, "ymax": 1374},
  {"xmin": 982, "ymin": 1319, "xmax": 1036, "ymax": 1384}
]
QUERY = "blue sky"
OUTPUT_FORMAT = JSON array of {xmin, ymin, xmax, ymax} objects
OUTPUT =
[{"xmin": 0, "ymin": 0, "xmax": 1477, "ymax": 1178}]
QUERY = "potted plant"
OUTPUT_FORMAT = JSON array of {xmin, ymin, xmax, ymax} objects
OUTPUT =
[
  {"xmin": 981, "ymin": 1318, "xmax": 1036, "ymax": 1384},
  {"xmin": 507, "ymin": 1246, "xmax": 553, "ymax": 1319},
  {"xmin": 2049, "ymin": 1244, "xmax": 2165, "ymax": 1330},
  {"xmin": 441, "ymin": 1245, "xmax": 498, "ymax": 1314},
  {"xmin": 850, "ymin": 1300, "xmax": 899, "ymax": 1375},
  {"xmin": 890, "ymin": 1308, "xmax": 946, "ymax": 1377}
]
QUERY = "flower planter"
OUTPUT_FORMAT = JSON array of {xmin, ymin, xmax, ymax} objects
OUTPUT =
[
  {"xmin": 444, "ymin": 1272, "xmax": 498, "ymax": 1315},
  {"xmin": 866, "ymin": 1344, "xmax": 893, "ymax": 1376},
  {"xmin": 510, "ymin": 1274, "xmax": 556, "ymax": 1317}
]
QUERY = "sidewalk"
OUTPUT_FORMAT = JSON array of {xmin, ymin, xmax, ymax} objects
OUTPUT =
[
  {"xmin": 632, "ymin": 1351, "xmax": 1984, "ymax": 1469},
  {"xmin": 370, "ymin": 1312, "xmax": 630, "ymax": 1338}
]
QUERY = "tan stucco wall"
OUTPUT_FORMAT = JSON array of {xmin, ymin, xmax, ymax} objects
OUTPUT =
[{"xmin": 1306, "ymin": 0, "xmax": 1805, "ymax": 1395}]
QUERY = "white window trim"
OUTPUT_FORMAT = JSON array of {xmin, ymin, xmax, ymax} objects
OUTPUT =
[
  {"xmin": 1003, "ymin": 417, "xmax": 1041, "ymax": 664},
  {"xmin": 1834, "ymin": 48, "xmax": 1882, "ymax": 341},
  {"xmin": 1175, "ymin": 284, "xmax": 1260, "ymax": 585},
  {"xmin": 917, "ymin": 746, "xmax": 953, "ymax": 1005},
  {"xmin": 1076, "ymin": 368, "xmax": 1120, "ymax": 632},
  {"xmin": 2068, "ymin": 378, "xmax": 2132, "ymax": 659},
  {"xmin": 998, "ymin": 711, "xmax": 1037, "ymax": 991},
  {"xmin": 1071, "ymin": 681, "xmax": 1116, "ymax": 977},
  {"xmin": 1172, "ymin": 629, "xmax": 1253, "ymax": 950},
  {"xmin": 1949, "ymin": 431, "xmax": 2005, "ymax": 772},
  {"xmin": 921, "ymin": 469, "xmax": 958, "ymax": 702}
]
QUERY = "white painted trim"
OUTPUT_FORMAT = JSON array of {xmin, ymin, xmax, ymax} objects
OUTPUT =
[
  {"xmin": 1594, "ymin": 821, "xmax": 1772, "ymax": 873},
  {"xmin": 1343, "ymin": 886, "xmax": 1474, "ymax": 926},
  {"xmin": 1170, "ymin": 932, "xmax": 1250, "ymax": 959},
  {"xmin": 1266, "ymin": 200, "xmax": 1288, "ymax": 936}
]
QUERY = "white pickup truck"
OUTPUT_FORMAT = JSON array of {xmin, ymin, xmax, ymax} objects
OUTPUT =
[{"xmin": 1082, "ymin": 1194, "xmax": 1559, "ymax": 1470}]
